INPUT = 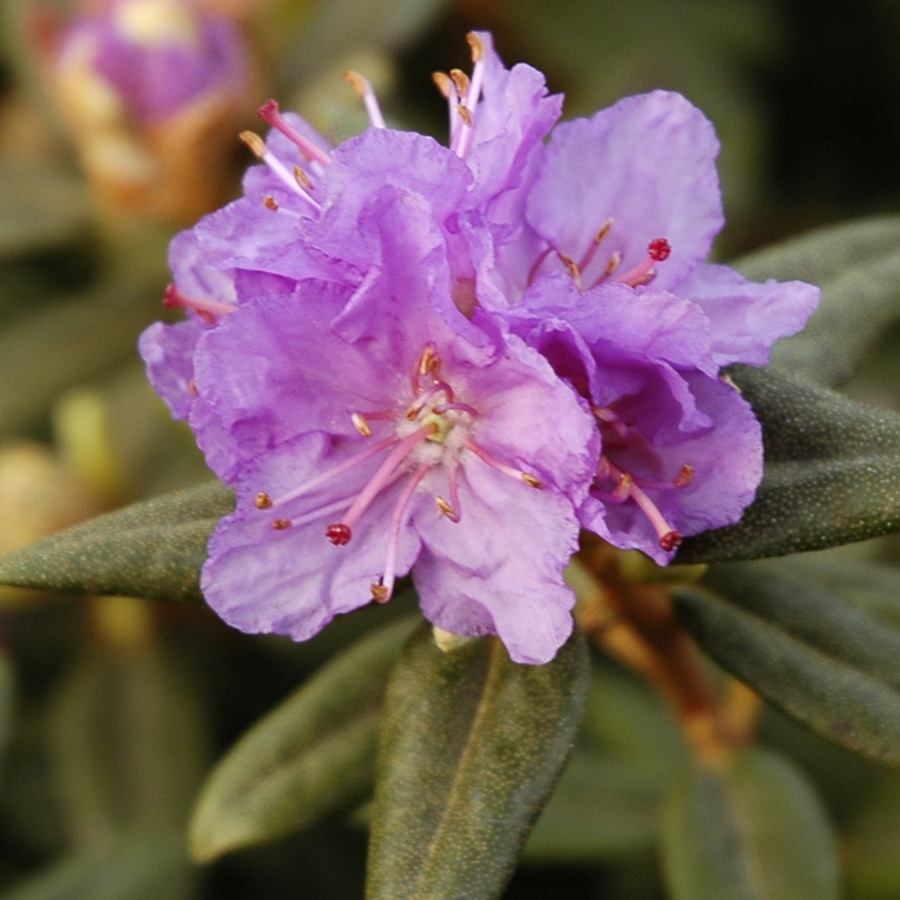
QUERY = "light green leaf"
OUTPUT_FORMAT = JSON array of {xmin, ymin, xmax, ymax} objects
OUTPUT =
[
  {"xmin": 673, "ymin": 584, "xmax": 900, "ymax": 765},
  {"xmin": 189, "ymin": 616, "xmax": 418, "ymax": 862},
  {"xmin": 735, "ymin": 216, "xmax": 900, "ymax": 386},
  {"xmin": 0, "ymin": 830, "xmax": 192, "ymax": 900},
  {"xmin": 678, "ymin": 366, "xmax": 900, "ymax": 563},
  {"xmin": 0, "ymin": 481, "xmax": 233, "ymax": 603},
  {"xmin": 366, "ymin": 623, "xmax": 589, "ymax": 900},
  {"xmin": 661, "ymin": 747, "xmax": 839, "ymax": 900}
]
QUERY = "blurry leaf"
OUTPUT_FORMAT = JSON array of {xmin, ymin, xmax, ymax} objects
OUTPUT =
[
  {"xmin": 367, "ymin": 624, "xmax": 589, "ymax": 900},
  {"xmin": 843, "ymin": 773, "xmax": 900, "ymax": 900},
  {"xmin": 661, "ymin": 747, "xmax": 839, "ymax": 900},
  {"xmin": 521, "ymin": 746, "xmax": 660, "ymax": 863},
  {"xmin": 189, "ymin": 616, "xmax": 418, "ymax": 862},
  {"xmin": 0, "ymin": 481, "xmax": 233, "ymax": 603},
  {"xmin": 735, "ymin": 216, "xmax": 900, "ymax": 386},
  {"xmin": 702, "ymin": 562, "xmax": 900, "ymax": 685},
  {"xmin": 47, "ymin": 642, "xmax": 210, "ymax": 845},
  {"xmin": 0, "ymin": 166, "xmax": 91, "ymax": 258},
  {"xmin": 0, "ymin": 651, "xmax": 16, "ymax": 773},
  {"xmin": 673, "ymin": 584, "xmax": 900, "ymax": 766},
  {"xmin": 524, "ymin": 663, "xmax": 687, "ymax": 864},
  {"xmin": 678, "ymin": 366, "xmax": 900, "ymax": 563},
  {"xmin": 0, "ymin": 829, "xmax": 192, "ymax": 900},
  {"xmin": 276, "ymin": 0, "xmax": 444, "ymax": 87}
]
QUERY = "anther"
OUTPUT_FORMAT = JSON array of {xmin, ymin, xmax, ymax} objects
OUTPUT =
[
  {"xmin": 558, "ymin": 252, "xmax": 582, "ymax": 290},
  {"xmin": 457, "ymin": 105, "xmax": 473, "ymax": 127},
  {"xmin": 436, "ymin": 497, "xmax": 459, "ymax": 521},
  {"xmin": 605, "ymin": 251, "xmax": 622, "ymax": 277},
  {"xmin": 674, "ymin": 464, "xmax": 695, "ymax": 488},
  {"xmin": 523, "ymin": 474, "xmax": 544, "ymax": 489},
  {"xmin": 273, "ymin": 518, "xmax": 292, "ymax": 530},
  {"xmin": 352, "ymin": 413, "xmax": 373, "ymax": 437},
  {"xmin": 432, "ymin": 71, "xmax": 452, "ymax": 98},
  {"xmin": 326, "ymin": 523, "xmax": 352, "ymax": 545},
  {"xmin": 255, "ymin": 492, "xmax": 273, "ymax": 509},
  {"xmin": 240, "ymin": 130, "xmax": 266, "ymax": 157},
  {"xmin": 449, "ymin": 69, "xmax": 469, "ymax": 98},
  {"xmin": 467, "ymin": 31, "xmax": 484, "ymax": 62},
  {"xmin": 263, "ymin": 194, "xmax": 278, "ymax": 210},
  {"xmin": 240, "ymin": 131, "xmax": 322, "ymax": 211},
  {"xmin": 294, "ymin": 166, "xmax": 314, "ymax": 190},
  {"xmin": 188, "ymin": 379, "xmax": 198, "ymax": 397},
  {"xmin": 371, "ymin": 583, "xmax": 389, "ymax": 603},
  {"xmin": 344, "ymin": 71, "xmax": 386, "ymax": 129}
]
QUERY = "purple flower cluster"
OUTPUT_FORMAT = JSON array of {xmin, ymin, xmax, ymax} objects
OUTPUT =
[{"xmin": 140, "ymin": 33, "xmax": 818, "ymax": 663}]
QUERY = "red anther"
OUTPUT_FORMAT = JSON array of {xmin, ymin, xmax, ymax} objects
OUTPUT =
[
  {"xmin": 659, "ymin": 530, "xmax": 682, "ymax": 552},
  {"xmin": 648, "ymin": 238, "xmax": 671, "ymax": 262},
  {"xmin": 326, "ymin": 523, "xmax": 352, "ymax": 545}
]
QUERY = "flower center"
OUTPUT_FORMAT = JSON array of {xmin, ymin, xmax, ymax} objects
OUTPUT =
[
  {"xmin": 253, "ymin": 342, "xmax": 543, "ymax": 603},
  {"xmin": 591, "ymin": 405, "xmax": 693, "ymax": 553}
]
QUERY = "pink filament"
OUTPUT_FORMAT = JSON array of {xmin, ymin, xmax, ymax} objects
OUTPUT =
[{"xmin": 257, "ymin": 100, "xmax": 333, "ymax": 166}]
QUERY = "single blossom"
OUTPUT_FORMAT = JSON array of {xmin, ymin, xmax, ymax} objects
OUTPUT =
[
  {"xmin": 189, "ymin": 197, "xmax": 597, "ymax": 663},
  {"xmin": 463, "ymin": 90, "xmax": 819, "ymax": 562}
]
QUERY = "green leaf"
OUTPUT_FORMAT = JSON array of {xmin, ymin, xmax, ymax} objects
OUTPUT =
[
  {"xmin": 0, "ymin": 829, "xmax": 193, "ymax": 900},
  {"xmin": 661, "ymin": 747, "xmax": 839, "ymax": 900},
  {"xmin": 673, "ymin": 583, "xmax": 900, "ymax": 766},
  {"xmin": 47, "ymin": 643, "xmax": 210, "ymax": 845},
  {"xmin": 0, "ymin": 481, "xmax": 233, "ymax": 603},
  {"xmin": 735, "ymin": 216, "xmax": 900, "ymax": 386},
  {"xmin": 189, "ymin": 616, "xmax": 418, "ymax": 862},
  {"xmin": 678, "ymin": 366, "xmax": 900, "ymax": 563},
  {"xmin": 701, "ymin": 563, "xmax": 900, "ymax": 686},
  {"xmin": 366, "ymin": 623, "xmax": 590, "ymax": 900}
]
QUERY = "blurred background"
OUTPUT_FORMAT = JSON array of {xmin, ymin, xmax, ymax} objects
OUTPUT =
[{"xmin": 1, "ymin": 0, "xmax": 900, "ymax": 897}]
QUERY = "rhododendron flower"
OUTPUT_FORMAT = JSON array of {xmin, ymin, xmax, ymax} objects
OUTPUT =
[
  {"xmin": 140, "ymin": 31, "xmax": 819, "ymax": 661},
  {"xmin": 189, "ymin": 199, "xmax": 597, "ymax": 664}
]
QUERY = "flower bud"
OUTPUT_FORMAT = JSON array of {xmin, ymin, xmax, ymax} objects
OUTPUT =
[{"xmin": 45, "ymin": 0, "xmax": 262, "ymax": 222}]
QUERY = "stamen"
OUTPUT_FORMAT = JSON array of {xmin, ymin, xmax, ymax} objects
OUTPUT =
[
  {"xmin": 558, "ymin": 252, "xmax": 583, "ymax": 290},
  {"xmin": 375, "ymin": 463, "xmax": 431, "ymax": 602},
  {"xmin": 273, "ymin": 518, "xmax": 292, "ymax": 530},
  {"xmin": 463, "ymin": 438, "xmax": 543, "ymax": 488},
  {"xmin": 577, "ymin": 217, "xmax": 614, "ymax": 272},
  {"xmin": 456, "ymin": 105, "xmax": 473, "ymax": 127},
  {"xmin": 270, "ymin": 434, "xmax": 400, "ymax": 507},
  {"xmin": 453, "ymin": 32, "xmax": 486, "ymax": 159},
  {"xmin": 467, "ymin": 31, "xmax": 485, "ymax": 63},
  {"xmin": 615, "ymin": 238, "xmax": 672, "ymax": 287},
  {"xmin": 263, "ymin": 194, "xmax": 279, "ymax": 211},
  {"xmin": 344, "ymin": 71, "xmax": 386, "ymax": 129},
  {"xmin": 435, "ymin": 459, "xmax": 462, "ymax": 522},
  {"xmin": 163, "ymin": 284, "xmax": 234, "ymax": 323},
  {"xmin": 352, "ymin": 413, "xmax": 373, "ymax": 437},
  {"xmin": 257, "ymin": 99, "xmax": 332, "ymax": 166},
  {"xmin": 624, "ymin": 480, "xmax": 682, "ymax": 552},
  {"xmin": 255, "ymin": 492, "xmax": 273, "ymax": 509},
  {"xmin": 527, "ymin": 247, "xmax": 554, "ymax": 286},
  {"xmin": 412, "ymin": 343, "xmax": 440, "ymax": 393},
  {"xmin": 240, "ymin": 131, "xmax": 322, "ymax": 211},
  {"xmin": 326, "ymin": 424, "xmax": 437, "ymax": 543},
  {"xmin": 674, "ymin": 464, "xmax": 695, "ymax": 487},
  {"xmin": 294, "ymin": 166, "xmax": 314, "ymax": 190}
]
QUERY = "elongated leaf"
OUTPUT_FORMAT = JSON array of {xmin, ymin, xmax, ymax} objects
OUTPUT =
[
  {"xmin": 661, "ymin": 747, "xmax": 839, "ymax": 900},
  {"xmin": 735, "ymin": 216, "xmax": 900, "ymax": 386},
  {"xmin": 189, "ymin": 616, "xmax": 418, "ymax": 862},
  {"xmin": 366, "ymin": 624, "xmax": 589, "ymax": 900},
  {"xmin": 0, "ymin": 481, "xmax": 232, "ymax": 603},
  {"xmin": 673, "ymin": 585, "xmax": 900, "ymax": 765},
  {"xmin": 678, "ymin": 366, "xmax": 900, "ymax": 563},
  {"xmin": 702, "ymin": 563, "xmax": 900, "ymax": 685},
  {"xmin": 0, "ymin": 829, "xmax": 192, "ymax": 900}
]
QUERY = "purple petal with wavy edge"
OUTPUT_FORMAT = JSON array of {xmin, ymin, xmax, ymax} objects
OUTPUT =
[
  {"xmin": 138, "ymin": 319, "xmax": 206, "ymax": 420},
  {"xmin": 676, "ymin": 262, "xmax": 821, "ymax": 367},
  {"xmin": 413, "ymin": 461, "xmax": 578, "ymax": 665},
  {"xmin": 525, "ymin": 91, "xmax": 724, "ymax": 292}
]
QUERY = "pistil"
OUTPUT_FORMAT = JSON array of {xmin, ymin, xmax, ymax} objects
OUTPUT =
[
  {"xmin": 257, "ymin": 99, "xmax": 332, "ymax": 166},
  {"xmin": 163, "ymin": 284, "xmax": 234, "ymax": 322}
]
